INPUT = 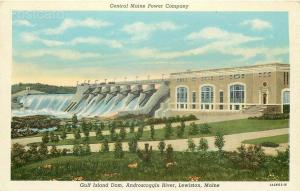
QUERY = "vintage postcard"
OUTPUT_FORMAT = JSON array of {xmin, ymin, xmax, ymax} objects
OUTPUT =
[{"xmin": 0, "ymin": 0, "xmax": 300, "ymax": 191}]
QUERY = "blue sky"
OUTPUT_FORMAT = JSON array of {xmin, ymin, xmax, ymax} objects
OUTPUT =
[{"xmin": 12, "ymin": 11, "xmax": 289, "ymax": 85}]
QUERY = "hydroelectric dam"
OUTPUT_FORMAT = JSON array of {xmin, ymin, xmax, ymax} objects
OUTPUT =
[{"xmin": 12, "ymin": 79, "xmax": 170, "ymax": 118}]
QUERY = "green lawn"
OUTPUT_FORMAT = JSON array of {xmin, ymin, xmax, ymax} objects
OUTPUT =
[
  {"xmin": 31, "ymin": 119, "xmax": 289, "ymax": 146},
  {"xmin": 242, "ymin": 134, "xmax": 289, "ymax": 145},
  {"xmin": 11, "ymin": 151, "xmax": 289, "ymax": 181}
]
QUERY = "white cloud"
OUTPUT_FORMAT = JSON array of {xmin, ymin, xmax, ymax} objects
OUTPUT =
[
  {"xmin": 21, "ymin": 32, "xmax": 64, "ymax": 47},
  {"xmin": 14, "ymin": 19, "xmax": 33, "ymax": 27},
  {"xmin": 122, "ymin": 21, "xmax": 179, "ymax": 41},
  {"xmin": 44, "ymin": 18, "xmax": 112, "ymax": 35},
  {"xmin": 19, "ymin": 49, "xmax": 100, "ymax": 60},
  {"xmin": 20, "ymin": 32, "xmax": 122, "ymax": 48},
  {"xmin": 69, "ymin": 37, "xmax": 123, "ymax": 48},
  {"xmin": 132, "ymin": 27, "xmax": 287, "ymax": 62},
  {"xmin": 186, "ymin": 27, "xmax": 262, "ymax": 43},
  {"xmin": 241, "ymin": 19, "xmax": 272, "ymax": 30}
]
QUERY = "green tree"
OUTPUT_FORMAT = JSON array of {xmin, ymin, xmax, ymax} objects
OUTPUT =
[
  {"xmin": 74, "ymin": 130, "xmax": 81, "ymax": 140},
  {"xmin": 215, "ymin": 131, "xmax": 225, "ymax": 152},
  {"xmin": 129, "ymin": 123, "xmax": 135, "ymax": 133},
  {"xmin": 27, "ymin": 144, "xmax": 39, "ymax": 161},
  {"xmin": 176, "ymin": 121, "xmax": 185, "ymax": 138},
  {"xmin": 150, "ymin": 125, "xmax": 155, "ymax": 140},
  {"xmin": 95, "ymin": 127, "xmax": 104, "ymax": 140},
  {"xmin": 114, "ymin": 140, "xmax": 124, "ymax": 158},
  {"xmin": 50, "ymin": 145, "xmax": 60, "ymax": 157},
  {"xmin": 198, "ymin": 138, "xmax": 209, "ymax": 152},
  {"xmin": 188, "ymin": 122, "xmax": 199, "ymax": 135},
  {"xmin": 60, "ymin": 130, "xmax": 67, "ymax": 140},
  {"xmin": 11, "ymin": 143, "xmax": 30, "ymax": 167},
  {"xmin": 38, "ymin": 143, "xmax": 48, "ymax": 159},
  {"xmin": 187, "ymin": 138, "xmax": 196, "ymax": 152},
  {"xmin": 158, "ymin": 140, "xmax": 166, "ymax": 155},
  {"xmin": 101, "ymin": 138, "xmax": 109, "ymax": 152},
  {"xmin": 83, "ymin": 143, "xmax": 91, "ymax": 155},
  {"xmin": 164, "ymin": 123, "xmax": 172, "ymax": 139},
  {"xmin": 49, "ymin": 132, "xmax": 55, "ymax": 142},
  {"xmin": 128, "ymin": 136, "xmax": 138, "ymax": 153},
  {"xmin": 42, "ymin": 132, "xmax": 49, "ymax": 144},
  {"xmin": 165, "ymin": 144, "xmax": 174, "ymax": 163},
  {"xmin": 136, "ymin": 126, "xmax": 144, "ymax": 140},
  {"xmin": 72, "ymin": 114, "xmax": 78, "ymax": 127},
  {"xmin": 119, "ymin": 126, "xmax": 126, "ymax": 140}
]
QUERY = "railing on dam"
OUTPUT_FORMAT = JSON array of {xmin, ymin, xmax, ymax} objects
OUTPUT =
[{"xmin": 78, "ymin": 79, "xmax": 169, "ymax": 87}]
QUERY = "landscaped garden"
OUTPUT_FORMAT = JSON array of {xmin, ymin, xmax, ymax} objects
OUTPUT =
[{"xmin": 11, "ymin": 113, "xmax": 290, "ymax": 181}]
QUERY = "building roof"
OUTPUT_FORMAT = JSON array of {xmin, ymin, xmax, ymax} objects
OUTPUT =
[{"xmin": 170, "ymin": 63, "xmax": 289, "ymax": 77}]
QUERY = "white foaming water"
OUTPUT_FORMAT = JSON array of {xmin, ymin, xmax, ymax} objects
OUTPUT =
[
  {"xmin": 12, "ymin": 94, "xmax": 73, "ymax": 118},
  {"xmin": 12, "ymin": 92, "xmax": 153, "ymax": 118}
]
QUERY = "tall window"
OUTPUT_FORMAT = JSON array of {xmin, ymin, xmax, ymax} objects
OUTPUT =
[
  {"xmin": 283, "ymin": 90, "xmax": 290, "ymax": 113},
  {"xmin": 192, "ymin": 91, "xmax": 196, "ymax": 109},
  {"xmin": 201, "ymin": 86, "xmax": 214, "ymax": 110},
  {"xmin": 230, "ymin": 84, "xmax": 245, "ymax": 110},
  {"xmin": 219, "ymin": 91, "xmax": 224, "ymax": 110},
  {"xmin": 177, "ymin": 87, "xmax": 188, "ymax": 109}
]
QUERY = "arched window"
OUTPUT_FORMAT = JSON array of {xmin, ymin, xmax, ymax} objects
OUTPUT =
[
  {"xmin": 201, "ymin": 85, "xmax": 214, "ymax": 110},
  {"xmin": 229, "ymin": 84, "xmax": 245, "ymax": 110},
  {"xmin": 282, "ymin": 90, "xmax": 290, "ymax": 113},
  {"xmin": 176, "ymin": 87, "xmax": 188, "ymax": 109}
]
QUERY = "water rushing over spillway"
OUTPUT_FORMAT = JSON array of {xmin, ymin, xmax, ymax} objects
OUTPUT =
[
  {"xmin": 12, "ymin": 94, "xmax": 73, "ymax": 118},
  {"xmin": 12, "ymin": 82, "xmax": 170, "ymax": 118}
]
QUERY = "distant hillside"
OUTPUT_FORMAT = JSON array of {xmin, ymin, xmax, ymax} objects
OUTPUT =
[{"xmin": 12, "ymin": 83, "xmax": 76, "ymax": 94}]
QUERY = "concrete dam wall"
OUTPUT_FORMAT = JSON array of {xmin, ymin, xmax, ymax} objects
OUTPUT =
[{"xmin": 12, "ymin": 80, "xmax": 170, "ymax": 118}]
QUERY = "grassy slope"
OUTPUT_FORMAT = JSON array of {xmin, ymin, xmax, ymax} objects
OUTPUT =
[
  {"xmin": 242, "ymin": 134, "xmax": 289, "ymax": 145},
  {"xmin": 11, "ymin": 151, "xmax": 288, "ymax": 181},
  {"xmin": 40, "ymin": 119, "xmax": 289, "ymax": 146}
]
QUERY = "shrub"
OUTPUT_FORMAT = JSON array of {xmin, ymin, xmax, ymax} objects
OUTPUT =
[
  {"xmin": 38, "ymin": 143, "xmax": 48, "ymax": 159},
  {"xmin": 42, "ymin": 132, "xmax": 49, "ymax": 144},
  {"xmin": 199, "ymin": 123, "xmax": 211, "ymax": 134},
  {"xmin": 137, "ymin": 143, "xmax": 152, "ymax": 163},
  {"xmin": 50, "ymin": 145, "xmax": 60, "ymax": 157},
  {"xmin": 128, "ymin": 137, "xmax": 138, "ymax": 153},
  {"xmin": 101, "ymin": 138, "xmax": 109, "ymax": 152},
  {"xmin": 136, "ymin": 126, "xmax": 144, "ymax": 139},
  {"xmin": 119, "ymin": 126, "xmax": 126, "ymax": 140},
  {"xmin": 95, "ymin": 127, "xmax": 104, "ymax": 140},
  {"xmin": 72, "ymin": 114, "xmax": 78, "ymax": 126},
  {"xmin": 74, "ymin": 130, "xmax": 81, "ymax": 140},
  {"xmin": 260, "ymin": 141, "xmax": 279, "ymax": 148},
  {"xmin": 114, "ymin": 140, "xmax": 124, "ymax": 159},
  {"xmin": 60, "ymin": 130, "xmax": 67, "ymax": 140},
  {"xmin": 274, "ymin": 148, "xmax": 289, "ymax": 168},
  {"xmin": 188, "ymin": 122, "xmax": 199, "ymax": 135},
  {"xmin": 249, "ymin": 113, "xmax": 289, "ymax": 120},
  {"xmin": 150, "ymin": 125, "xmax": 155, "ymax": 140},
  {"xmin": 27, "ymin": 144, "xmax": 39, "ymax": 161},
  {"xmin": 73, "ymin": 144, "xmax": 83, "ymax": 156},
  {"xmin": 187, "ymin": 138, "xmax": 196, "ymax": 152},
  {"xmin": 214, "ymin": 131, "xmax": 225, "ymax": 152},
  {"xmin": 165, "ymin": 144, "xmax": 174, "ymax": 163},
  {"xmin": 176, "ymin": 121, "xmax": 185, "ymax": 138},
  {"xmin": 11, "ymin": 143, "xmax": 30, "ymax": 167},
  {"xmin": 61, "ymin": 148, "xmax": 69, "ymax": 155},
  {"xmin": 198, "ymin": 138, "xmax": 209, "ymax": 152},
  {"xmin": 129, "ymin": 123, "xmax": 135, "ymax": 133},
  {"xmin": 83, "ymin": 143, "xmax": 91, "ymax": 155},
  {"xmin": 158, "ymin": 140, "xmax": 166, "ymax": 155},
  {"xmin": 164, "ymin": 123, "xmax": 172, "ymax": 139},
  {"xmin": 230, "ymin": 144, "xmax": 266, "ymax": 170}
]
